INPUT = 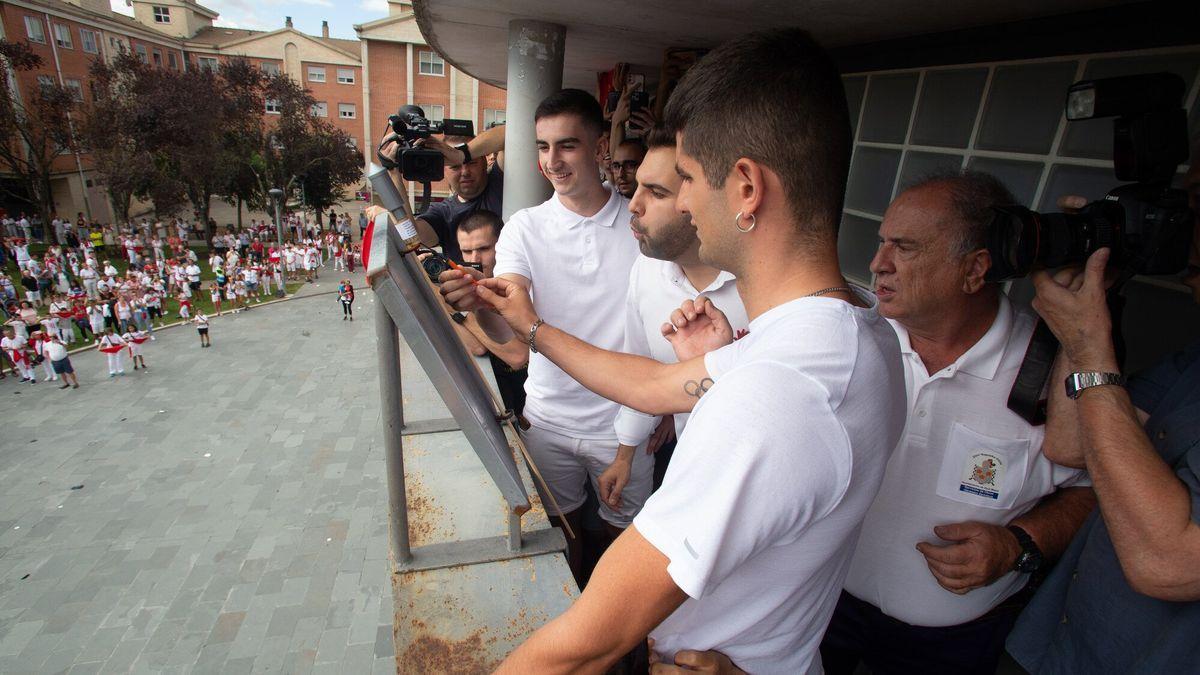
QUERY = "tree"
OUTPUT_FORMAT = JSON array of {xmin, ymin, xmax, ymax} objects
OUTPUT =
[
  {"xmin": 249, "ymin": 73, "xmax": 361, "ymax": 228},
  {"xmin": 82, "ymin": 51, "xmax": 155, "ymax": 223},
  {"xmin": 0, "ymin": 40, "xmax": 78, "ymax": 223}
]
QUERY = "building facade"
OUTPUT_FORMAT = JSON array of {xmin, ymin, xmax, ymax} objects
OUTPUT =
[
  {"xmin": 0, "ymin": 0, "xmax": 506, "ymax": 224},
  {"xmin": 355, "ymin": 0, "xmax": 506, "ymax": 199}
]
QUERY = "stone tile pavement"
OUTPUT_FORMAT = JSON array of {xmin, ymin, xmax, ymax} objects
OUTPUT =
[{"xmin": 0, "ymin": 271, "xmax": 398, "ymax": 673}]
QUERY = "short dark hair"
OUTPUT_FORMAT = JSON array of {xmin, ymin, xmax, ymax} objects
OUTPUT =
[
  {"xmin": 664, "ymin": 29, "xmax": 851, "ymax": 242},
  {"xmin": 458, "ymin": 209, "xmax": 502, "ymax": 240},
  {"xmin": 905, "ymin": 169, "xmax": 1017, "ymax": 256},
  {"xmin": 644, "ymin": 124, "xmax": 676, "ymax": 151},
  {"xmin": 535, "ymin": 89, "xmax": 605, "ymax": 138}
]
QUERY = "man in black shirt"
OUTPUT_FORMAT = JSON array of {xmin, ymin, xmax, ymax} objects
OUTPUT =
[{"xmin": 383, "ymin": 124, "xmax": 506, "ymax": 263}]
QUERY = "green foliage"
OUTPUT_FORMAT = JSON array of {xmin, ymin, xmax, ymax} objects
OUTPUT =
[{"xmin": 0, "ymin": 40, "xmax": 79, "ymax": 222}]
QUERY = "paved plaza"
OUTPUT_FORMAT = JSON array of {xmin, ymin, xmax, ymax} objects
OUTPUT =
[{"xmin": 0, "ymin": 272, "xmax": 399, "ymax": 673}]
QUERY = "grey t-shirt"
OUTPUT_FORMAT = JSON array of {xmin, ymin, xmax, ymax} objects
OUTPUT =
[{"xmin": 418, "ymin": 163, "xmax": 504, "ymax": 263}]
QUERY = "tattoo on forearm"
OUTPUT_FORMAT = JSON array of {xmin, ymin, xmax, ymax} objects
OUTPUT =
[{"xmin": 684, "ymin": 378, "xmax": 714, "ymax": 399}]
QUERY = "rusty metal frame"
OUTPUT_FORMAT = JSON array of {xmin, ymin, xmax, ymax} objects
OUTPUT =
[{"xmin": 367, "ymin": 164, "xmax": 565, "ymax": 571}]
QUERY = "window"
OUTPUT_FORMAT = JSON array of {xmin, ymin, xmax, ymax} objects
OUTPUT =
[
  {"xmin": 80, "ymin": 29, "xmax": 99, "ymax": 54},
  {"xmin": 307, "ymin": 66, "xmax": 325, "ymax": 83},
  {"xmin": 311, "ymin": 102, "xmax": 328, "ymax": 118},
  {"xmin": 153, "ymin": 6, "xmax": 171, "ymax": 23},
  {"xmin": 152, "ymin": 50, "xmax": 162, "ymax": 67},
  {"xmin": 338, "ymin": 103, "xmax": 356, "ymax": 119},
  {"xmin": 64, "ymin": 79, "xmax": 84, "ymax": 102},
  {"xmin": 265, "ymin": 99, "xmax": 281, "ymax": 114},
  {"xmin": 418, "ymin": 50, "xmax": 444, "ymax": 76},
  {"xmin": 36, "ymin": 75, "xmax": 55, "ymax": 94},
  {"xmin": 168, "ymin": 52, "xmax": 178, "ymax": 69},
  {"xmin": 336, "ymin": 68, "xmax": 355, "ymax": 84},
  {"xmin": 24, "ymin": 16, "xmax": 46, "ymax": 44},
  {"xmin": 420, "ymin": 104, "xmax": 444, "ymax": 122},
  {"xmin": 198, "ymin": 56, "xmax": 218, "ymax": 72},
  {"xmin": 135, "ymin": 44, "xmax": 148, "ymax": 63},
  {"xmin": 53, "ymin": 24, "xmax": 72, "ymax": 49},
  {"xmin": 483, "ymin": 108, "xmax": 505, "ymax": 128},
  {"xmin": 261, "ymin": 62, "xmax": 280, "ymax": 76},
  {"xmin": 109, "ymin": 36, "xmax": 124, "ymax": 53}
]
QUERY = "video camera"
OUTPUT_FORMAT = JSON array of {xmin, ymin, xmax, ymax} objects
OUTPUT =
[
  {"xmin": 985, "ymin": 72, "xmax": 1194, "ymax": 282},
  {"xmin": 377, "ymin": 106, "xmax": 477, "ymax": 184}
]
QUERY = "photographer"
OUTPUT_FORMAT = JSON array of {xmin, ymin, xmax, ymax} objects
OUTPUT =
[
  {"xmin": 380, "ymin": 122, "xmax": 506, "ymax": 262},
  {"xmin": 1006, "ymin": 163, "xmax": 1200, "ymax": 673}
]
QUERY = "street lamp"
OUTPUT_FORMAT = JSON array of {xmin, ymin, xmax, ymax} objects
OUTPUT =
[{"xmin": 268, "ymin": 188, "xmax": 284, "ymax": 246}]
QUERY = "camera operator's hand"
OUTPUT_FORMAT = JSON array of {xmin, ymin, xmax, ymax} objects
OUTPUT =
[
  {"xmin": 471, "ymin": 277, "xmax": 539, "ymax": 337},
  {"xmin": 438, "ymin": 268, "xmax": 488, "ymax": 312},
  {"xmin": 661, "ymin": 296, "xmax": 734, "ymax": 362},
  {"xmin": 413, "ymin": 135, "xmax": 465, "ymax": 166},
  {"xmin": 1031, "ymin": 248, "xmax": 1119, "ymax": 372}
]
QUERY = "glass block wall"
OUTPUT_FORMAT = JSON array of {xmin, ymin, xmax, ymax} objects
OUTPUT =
[{"xmin": 838, "ymin": 46, "xmax": 1200, "ymax": 371}]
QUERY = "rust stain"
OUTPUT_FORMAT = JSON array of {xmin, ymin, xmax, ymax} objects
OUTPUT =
[
  {"xmin": 405, "ymin": 473, "xmax": 454, "ymax": 547},
  {"xmin": 309, "ymin": 444, "xmax": 334, "ymax": 472},
  {"xmin": 398, "ymin": 630, "xmax": 499, "ymax": 675}
]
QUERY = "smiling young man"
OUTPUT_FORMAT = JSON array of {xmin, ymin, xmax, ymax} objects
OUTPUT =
[
  {"xmin": 443, "ymin": 89, "xmax": 646, "ymax": 580},
  {"xmin": 443, "ymin": 29, "xmax": 907, "ymax": 673}
]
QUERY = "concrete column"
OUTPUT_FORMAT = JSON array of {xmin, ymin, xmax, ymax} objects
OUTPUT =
[{"xmin": 502, "ymin": 20, "xmax": 565, "ymax": 220}]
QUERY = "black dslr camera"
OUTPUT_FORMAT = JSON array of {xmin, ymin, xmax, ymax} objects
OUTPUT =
[{"xmin": 985, "ymin": 72, "xmax": 1194, "ymax": 282}]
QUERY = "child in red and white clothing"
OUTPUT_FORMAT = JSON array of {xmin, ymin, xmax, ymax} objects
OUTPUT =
[
  {"xmin": 177, "ymin": 293, "xmax": 192, "ymax": 319},
  {"xmin": 98, "ymin": 328, "xmax": 127, "ymax": 376},
  {"xmin": 31, "ymin": 330, "xmax": 57, "ymax": 381},
  {"xmin": 210, "ymin": 283, "xmax": 222, "ymax": 316},
  {"xmin": 122, "ymin": 327, "xmax": 149, "ymax": 370},
  {"xmin": 193, "ymin": 312, "xmax": 210, "ymax": 347},
  {"xmin": 1, "ymin": 326, "xmax": 34, "ymax": 383}
]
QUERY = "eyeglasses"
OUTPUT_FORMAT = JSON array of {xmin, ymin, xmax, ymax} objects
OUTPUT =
[{"xmin": 609, "ymin": 160, "xmax": 641, "ymax": 173}]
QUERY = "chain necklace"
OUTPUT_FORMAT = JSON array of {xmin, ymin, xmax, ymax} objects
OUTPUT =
[{"xmin": 804, "ymin": 285, "xmax": 854, "ymax": 298}]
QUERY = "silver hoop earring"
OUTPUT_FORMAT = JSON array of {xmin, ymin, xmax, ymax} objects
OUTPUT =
[{"xmin": 734, "ymin": 211, "xmax": 756, "ymax": 233}]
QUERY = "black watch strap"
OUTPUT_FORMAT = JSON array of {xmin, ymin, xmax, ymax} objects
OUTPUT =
[
  {"xmin": 455, "ymin": 143, "xmax": 472, "ymax": 165},
  {"xmin": 1008, "ymin": 525, "xmax": 1044, "ymax": 574}
]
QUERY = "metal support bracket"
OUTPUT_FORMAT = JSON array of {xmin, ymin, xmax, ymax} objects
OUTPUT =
[
  {"xmin": 402, "ymin": 418, "xmax": 461, "ymax": 435},
  {"xmin": 395, "ymin": 526, "xmax": 567, "ymax": 574}
]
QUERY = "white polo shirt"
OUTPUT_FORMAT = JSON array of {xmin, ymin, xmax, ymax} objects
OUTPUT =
[
  {"xmin": 636, "ymin": 288, "xmax": 906, "ymax": 674},
  {"xmin": 843, "ymin": 293, "xmax": 1090, "ymax": 627},
  {"xmin": 493, "ymin": 188, "xmax": 639, "ymax": 439},
  {"xmin": 613, "ymin": 256, "xmax": 749, "ymax": 446}
]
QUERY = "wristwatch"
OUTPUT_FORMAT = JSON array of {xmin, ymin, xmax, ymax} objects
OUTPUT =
[
  {"xmin": 1064, "ymin": 371, "xmax": 1126, "ymax": 400},
  {"xmin": 1007, "ymin": 525, "xmax": 1044, "ymax": 574},
  {"xmin": 454, "ymin": 143, "xmax": 472, "ymax": 165}
]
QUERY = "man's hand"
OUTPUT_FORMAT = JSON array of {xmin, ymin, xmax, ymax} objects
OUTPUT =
[
  {"xmin": 598, "ymin": 450, "xmax": 633, "ymax": 509},
  {"xmin": 1031, "ymin": 248, "xmax": 1118, "ymax": 371},
  {"xmin": 413, "ymin": 135, "xmax": 465, "ymax": 165},
  {"xmin": 437, "ymin": 268, "xmax": 489, "ymax": 312},
  {"xmin": 629, "ymin": 109, "xmax": 657, "ymax": 136},
  {"xmin": 661, "ymin": 297, "xmax": 734, "ymax": 362},
  {"xmin": 647, "ymin": 415, "xmax": 675, "ymax": 455},
  {"xmin": 648, "ymin": 640, "xmax": 746, "ymax": 674},
  {"xmin": 611, "ymin": 86, "xmax": 632, "ymax": 127},
  {"xmin": 470, "ymin": 276, "xmax": 539, "ymax": 334},
  {"xmin": 915, "ymin": 521, "xmax": 1021, "ymax": 595}
]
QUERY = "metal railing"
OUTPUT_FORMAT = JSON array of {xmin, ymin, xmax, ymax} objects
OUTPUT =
[{"xmin": 366, "ymin": 164, "xmax": 565, "ymax": 572}]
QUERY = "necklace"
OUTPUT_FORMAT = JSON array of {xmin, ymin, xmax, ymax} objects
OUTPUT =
[{"xmin": 804, "ymin": 285, "xmax": 854, "ymax": 298}]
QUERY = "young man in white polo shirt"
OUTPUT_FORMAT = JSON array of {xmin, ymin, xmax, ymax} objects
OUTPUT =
[
  {"xmin": 441, "ymin": 89, "xmax": 646, "ymax": 579},
  {"xmin": 445, "ymin": 29, "xmax": 907, "ymax": 673},
  {"xmin": 599, "ymin": 126, "xmax": 749, "ymax": 509}
]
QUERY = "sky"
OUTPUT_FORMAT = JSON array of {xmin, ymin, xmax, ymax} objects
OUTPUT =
[{"xmin": 110, "ymin": 0, "xmax": 388, "ymax": 40}]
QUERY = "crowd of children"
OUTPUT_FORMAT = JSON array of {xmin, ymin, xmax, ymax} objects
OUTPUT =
[{"xmin": 0, "ymin": 219, "xmax": 362, "ymax": 387}]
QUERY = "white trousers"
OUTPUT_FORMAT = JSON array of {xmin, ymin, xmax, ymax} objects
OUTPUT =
[{"xmin": 106, "ymin": 352, "xmax": 124, "ymax": 374}]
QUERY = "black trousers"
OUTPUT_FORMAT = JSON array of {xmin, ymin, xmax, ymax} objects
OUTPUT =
[
  {"xmin": 820, "ymin": 588, "xmax": 1031, "ymax": 675},
  {"xmin": 341, "ymin": 300, "xmax": 353, "ymax": 316}
]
